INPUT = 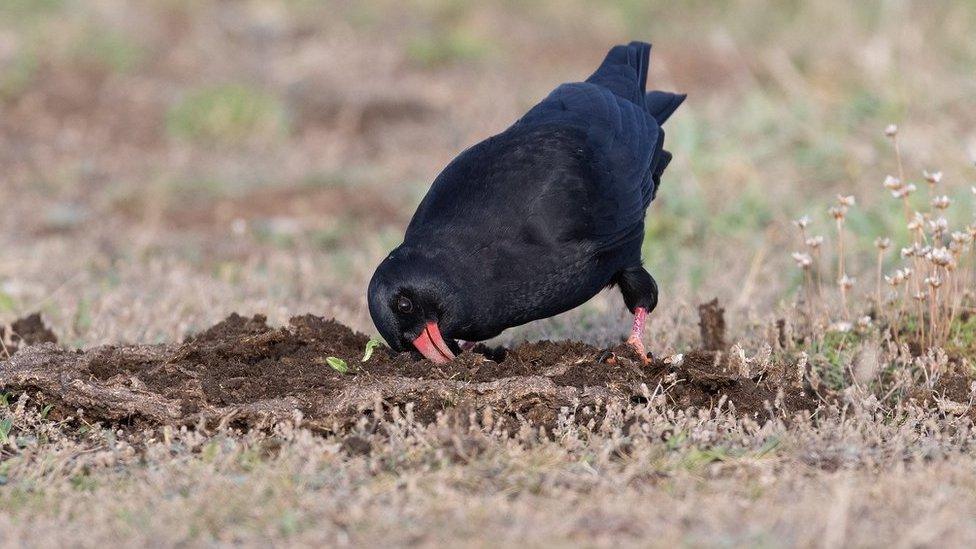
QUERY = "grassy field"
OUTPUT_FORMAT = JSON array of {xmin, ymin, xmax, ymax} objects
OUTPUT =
[{"xmin": 3, "ymin": 0, "xmax": 976, "ymax": 546}]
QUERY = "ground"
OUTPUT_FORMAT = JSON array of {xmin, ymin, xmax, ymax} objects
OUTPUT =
[{"xmin": 3, "ymin": 1, "xmax": 976, "ymax": 547}]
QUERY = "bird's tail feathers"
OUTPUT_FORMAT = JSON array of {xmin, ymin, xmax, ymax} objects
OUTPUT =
[
  {"xmin": 649, "ymin": 149, "xmax": 673, "ymax": 201},
  {"xmin": 645, "ymin": 91, "xmax": 686, "ymax": 125},
  {"xmin": 586, "ymin": 41, "xmax": 652, "ymax": 104},
  {"xmin": 588, "ymin": 42, "xmax": 686, "ymax": 122}
]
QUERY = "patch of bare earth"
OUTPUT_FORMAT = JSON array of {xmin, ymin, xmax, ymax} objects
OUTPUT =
[{"xmin": 0, "ymin": 306, "xmax": 815, "ymax": 434}]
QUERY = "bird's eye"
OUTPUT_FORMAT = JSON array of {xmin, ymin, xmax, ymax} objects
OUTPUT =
[{"xmin": 396, "ymin": 296, "xmax": 413, "ymax": 314}]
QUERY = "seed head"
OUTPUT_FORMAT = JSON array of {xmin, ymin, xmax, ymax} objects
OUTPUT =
[
  {"xmin": 928, "ymin": 216, "xmax": 949, "ymax": 235},
  {"xmin": 900, "ymin": 246, "xmax": 915, "ymax": 258},
  {"xmin": 857, "ymin": 316, "xmax": 873, "ymax": 329},
  {"xmin": 891, "ymin": 183, "xmax": 917, "ymax": 199},
  {"xmin": 923, "ymin": 170, "xmax": 943, "ymax": 184},
  {"xmin": 828, "ymin": 206, "xmax": 848, "ymax": 220},
  {"xmin": 838, "ymin": 274, "xmax": 855, "ymax": 289},
  {"xmin": 793, "ymin": 216, "xmax": 811, "ymax": 230},
  {"xmin": 885, "ymin": 270, "xmax": 906, "ymax": 286},
  {"xmin": 913, "ymin": 291, "xmax": 928, "ymax": 302},
  {"xmin": 928, "ymin": 247, "xmax": 954, "ymax": 267},
  {"xmin": 883, "ymin": 175, "xmax": 903, "ymax": 191},
  {"xmin": 884, "ymin": 124, "xmax": 898, "ymax": 138},
  {"xmin": 951, "ymin": 231, "xmax": 971, "ymax": 244},
  {"xmin": 874, "ymin": 237, "xmax": 891, "ymax": 250},
  {"xmin": 907, "ymin": 213, "xmax": 925, "ymax": 232},
  {"xmin": 837, "ymin": 194, "xmax": 856, "ymax": 207},
  {"xmin": 931, "ymin": 195, "xmax": 951, "ymax": 210},
  {"xmin": 924, "ymin": 276, "xmax": 943, "ymax": 289},
  {"xmin": 792, "ymin": 252, "xmax": 813, "ymax": 269},
  {"xmin": 805, "ymin": 235, "xmax": 824, "ymax": 249}
]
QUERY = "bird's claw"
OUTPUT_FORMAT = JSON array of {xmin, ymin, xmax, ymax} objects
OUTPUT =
[{"xmin": 627, "ymin": 335, "xmax": 651, "ymax": 365}]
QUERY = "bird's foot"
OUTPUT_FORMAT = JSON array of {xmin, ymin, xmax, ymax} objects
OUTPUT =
[
  {"xmin": 628, "ymin": 306, "xmax": 651, "ymax": 365},
  {"xmin": 627, "ymin": 334, "xmax": 651, "ymax": 364}
]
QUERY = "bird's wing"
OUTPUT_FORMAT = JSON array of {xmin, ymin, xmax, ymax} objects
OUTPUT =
[{"xmin": 407, "ymin": 42, "xmax": 683, "ymax": 252}]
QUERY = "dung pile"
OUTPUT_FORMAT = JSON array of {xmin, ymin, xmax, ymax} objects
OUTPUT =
[{"xmin": 0, "ymin": 307, "xmax": 815, "ymax": 433}]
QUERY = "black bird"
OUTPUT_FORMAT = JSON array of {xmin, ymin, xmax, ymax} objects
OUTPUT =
[{"xmin": 368, "ymin": 41, "xmax": 684, "ymax": 363}]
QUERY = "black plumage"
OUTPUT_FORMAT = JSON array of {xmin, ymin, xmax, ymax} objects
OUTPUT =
[{"xmin": 368, "ymin": 41, "xmax": 684, "ymax": 363}]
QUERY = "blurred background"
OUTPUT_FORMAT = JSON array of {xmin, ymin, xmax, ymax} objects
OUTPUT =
[{"xmin": 1, "ymin": 0, "xmax": 975, "ymax": 349}]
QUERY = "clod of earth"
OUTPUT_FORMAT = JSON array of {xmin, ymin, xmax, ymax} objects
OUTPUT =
[
  {"xmin": 1, "ymin": 313, "xmax": 58, "ymax": 356},
  {"xmin": 0, "ymin": 307, "xmax": 815, "ymax": 433}
]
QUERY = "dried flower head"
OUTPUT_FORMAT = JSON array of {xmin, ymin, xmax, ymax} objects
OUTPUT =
[
  {"xmin": 883, "ymin": 175, "xmax": 903, "ymax": 191},
  {"xmin": 900, "ymin": 246, "xmax": 915, "ymax": 258},
  {"xmin": 951, "ymin": 231, "xmax": 972, "ymax": 244},
  {"xmin": 928, "ymin": 216, "xmax": 949, "ymax": 235},
  {"xmin": 828, "ymin": 206, "xmax": 848, "ymax": 220},
  {"xmin": 805, "ymin": 235, "xmax": 824, "ymax": 249},
  {"xmin": 928, "ymin": 247, "xmax": 954, "ymax": 268},
  {"xmin": 924, "ymin": 276, "xmax": 943, "ymax": 289},
  {"xmin": 923, "ymin": 170, "xmax": 943, "ymax": 184},
  {"xmin": 891, "ymin": 183, "xmax": 917, "ymax": 199},
  {"xmin": 874, "ymin": 237, "xmax": 891, "ymax": 250},
  {"xmin": 857, "ymin": 316, "xmax": 873, "ymax": 329},
  {"xmin": 884, "ymin": 124, "xmax": 898, "ymax": 137},
  {"xmin": 907, "ymin": 213, "xmax": 925, "ymax": 232},
  {"xmin": 792, "ymin": 252, "xmax": 813, "ymax": 269},
  {"xmin": 885, "ymin": 270, "xmax": 906, "ymax": 286},
  {"xmin": 913, "ymin": 291, "xmax": 928, "ymax": 302},
  {"xmin": 837, "ymin": 194, "xmax": 856, "ymax": 207},
  {"xmin": 793, "ymin": 216, "xmax": 811, "ymax": 230},
  {"xmin": 931, "ymin": 195, "xmax": 951, "ymax": 210},
  {"xmin": 838, "ymin": 274, "xmax": 855, "ymax": 289}
]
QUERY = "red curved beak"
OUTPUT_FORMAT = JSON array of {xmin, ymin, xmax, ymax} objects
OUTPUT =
[{"xmin": 412, "ymin": 321, "xmax": 456, "ymax": 364}]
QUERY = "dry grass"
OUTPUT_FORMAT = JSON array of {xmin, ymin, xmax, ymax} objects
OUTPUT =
[
  {"xmin": 3, "ymin": 0, "xmax": 976, "ymax": 546},
  {"xmin": 4, "ymin": 393, "xmax": 976, "ymax": 547}
]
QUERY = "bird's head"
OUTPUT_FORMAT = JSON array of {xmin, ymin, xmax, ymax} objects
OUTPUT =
[{"xmin": 367, "ymin": 246, "xmax": 464, "ymax": 363}]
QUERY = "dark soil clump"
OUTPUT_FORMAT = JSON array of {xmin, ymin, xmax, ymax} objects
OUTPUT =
[
  {"xmin": 1, "ymin": 307, "xmax": 816, "ymax": 433},
  {"xmin": 698, "ymin": 299, "xmax": 727, "ymax": 351},
  {"xmin": 1, "ymin": 313, "xmax": 58, "ymax": 355}
]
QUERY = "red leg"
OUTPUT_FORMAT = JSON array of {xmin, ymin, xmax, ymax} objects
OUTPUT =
[{"xmin": 627, "ymin": 306, "xmax": 650, "ymax": 364}]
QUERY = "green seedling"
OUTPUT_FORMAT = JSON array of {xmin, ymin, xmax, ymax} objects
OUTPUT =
[
  {"xmin": 0, "ymin": 418, "xmax": 12, "ymax": 445},
  {"xmin": 362, "ymin": 339, "xmax": 382, "ymax": 362},
  {"xmin": 326, "ymin": 357, "xmax": 349, "ymax": 374}
]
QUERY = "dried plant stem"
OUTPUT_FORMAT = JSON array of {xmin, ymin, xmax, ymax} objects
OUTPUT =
[
  {"xmin": 804, "ymin": 269, "xmax": 815, "ymax": 326},
  {"xmin": 836, "ymin": 218, "xmax": 845, "ymax": 281},
  {"xmin": 916, "ymin": 291, "xmax": 926, "ymax": 344},
  {"xmin": 835, "ymin": 218, "xmax": 850, "ymax": 320},
  {"xmin": 892, "ymin": 134, "xmax": 913, "ymax": 224},
  {"xmin": 943, "ymin": 268, "xmax": 959, "ymax": 345},
  {"xmin": 812, "ymin": 248, "xmax": 824, "ymax": 298},
  {"xmin": 875, "ymin": 250, "xmax": 884, "ymax": 306},
  {"xmin": 893, "ymin": 134, "xmax": 906, "ymax": 188},
  {"xmin": 891, "ymin": 284, "xmax": 907, "ymax": 346}
]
